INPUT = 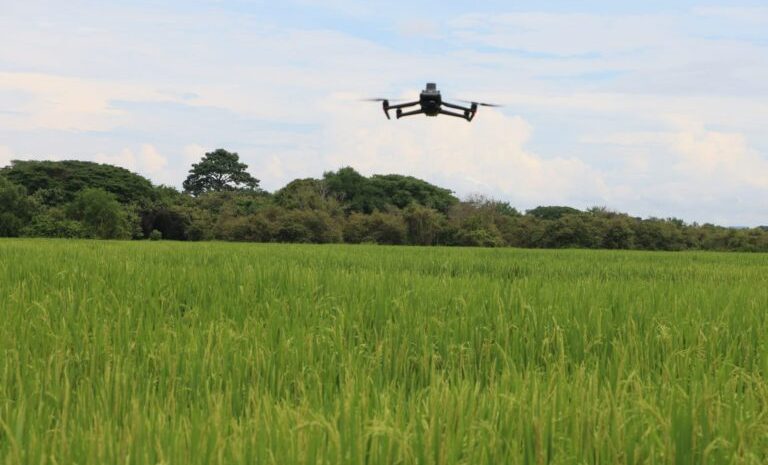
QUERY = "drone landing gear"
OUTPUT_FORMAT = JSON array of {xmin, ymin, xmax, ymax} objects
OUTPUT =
[
  {"xmin": 442, "ymin": 101, "xmax": 477, "ymax": 122},
  {"xmin": 383, "ymin": 100, "xmax": 420, "ymax": 120}
]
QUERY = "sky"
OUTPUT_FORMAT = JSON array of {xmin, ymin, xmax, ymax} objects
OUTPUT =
[{"xmin": 1, "ymin": 1, "xmax": 767, "ymax": 226}]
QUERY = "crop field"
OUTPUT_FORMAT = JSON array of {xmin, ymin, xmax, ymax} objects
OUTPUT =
[{"xmin": 1, "ymin": 240, "xmax": 768, "ymax": 464}]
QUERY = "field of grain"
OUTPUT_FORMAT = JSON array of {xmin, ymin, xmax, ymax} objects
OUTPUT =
[{"xmin": 1, "ymin": 239, "xmax": 768, "ymax": 464}]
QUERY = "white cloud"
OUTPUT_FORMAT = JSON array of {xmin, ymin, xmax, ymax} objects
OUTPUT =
[
  {"xmin": 397, "ymin": 20, "xmax": 440, "ymax": 39},
  {"xmin": 577, "ymin": 120, "xmax": 768, "ymax": 224},
  {"xmin": 139, "ymin": 144, "xmax": 167, "ymax": 174},
  {"xmin": 94, "ymin": 149, "xmax": 138, "ymax": 172},
  {"xmin": 183, "ymin": 144, "xmax": 208, "ymax": 165},
  {"xmin": 0, "ymin": 72, "xmax": 166, "ymax": 131},
  {"xmin": 0, "ymin": 146, "xmax": 14, "ymax": 168},
  {"xmin": 672, "ymin": 122, "xmax": 768, "ymax": 190},
  {"xmin": 581, "ymin": 121, "xmax": 768, "ymax": 192},
  {"xmin": 94, "ymin": 144, "xmax": 169, "ymax": 182},
  {"xmin": 694, "ymin": 6, "xmax": 768, "ymax": 24},
  {"xmin": 448, "ymin": 12, "xmax": 676, "ymax": 56}
]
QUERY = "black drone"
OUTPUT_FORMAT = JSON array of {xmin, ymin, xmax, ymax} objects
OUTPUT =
[{"xmin": 365, "ymin": 83, "xmax": 500, "ymax": 122}]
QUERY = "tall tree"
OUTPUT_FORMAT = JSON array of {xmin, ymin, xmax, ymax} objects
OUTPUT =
[
  {"xmin": 183, "ymin": 149, "xmax": 260, "ymax": 196},
  {"xmin": 0, "ymin": 176, "xmax": 36, "ymax": 237}
]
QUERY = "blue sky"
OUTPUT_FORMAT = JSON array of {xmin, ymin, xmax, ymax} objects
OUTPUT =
[{"xmin": 1, "ymin": 1, "xmax": 767, "ymax": 225}]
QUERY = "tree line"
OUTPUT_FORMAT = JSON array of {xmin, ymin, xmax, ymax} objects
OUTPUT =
[{"xmin": 1, "ymin": 149, "xmax": 767, "ymax": 251}]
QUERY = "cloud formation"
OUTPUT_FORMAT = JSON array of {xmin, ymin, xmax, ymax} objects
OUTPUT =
[
  {"xmin": 0, "ymin": 1, "xmax": 766, "ymax": 225},
  {"xmin": 0, "ymin": 146, "xmax": 13, "ymax": 169},
  {"xmin": 0, "ymin": 73, "xmax": 168, "ymax": 131},
  {"xmin": 94, "ymin": 145, "xmax": 170, "ymax": 184}
]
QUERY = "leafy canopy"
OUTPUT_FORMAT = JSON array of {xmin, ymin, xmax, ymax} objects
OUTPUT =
[
  {"xmin": 183, "ymin": 149, "xmax": 260, "ymax": 196},
  {"xmin": 323, "ymin": 167, "xmax": 457, "ymax": 214},
  {"xmin": 526, "ymin": 205, "xmax": 582, "ymax": 220},
  {"xmin": 0, "ymin": 176, "xmax": 36, "ymax": 237},
  {"xmin": 1, "ymin": 160, "xmax": 155, "ymax": 205}
]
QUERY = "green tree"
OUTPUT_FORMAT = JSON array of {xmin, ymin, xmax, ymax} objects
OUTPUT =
[
  {"xmin": 526, "ymin": 205, "xmax": 581, "ymax": 220},
  {"xmin": 67, "ymin": 188, "xmax": 135, "ymax": 239},
  {"xmin": 343, "ymin": 211, "xmax": 407, "ymax": 245},
  {"xmin": 1, "ymin": 160, "xmax": 155, "ymax": 205},
  {"xmin": 274, "ymin": 210, "xmax": 342, "ymax": 244},
  {"xmin": 273, "ymin": 178, "xmax": 342, "ymax": 215},
  {"xmin": 544, "ymin": 214, "xmax": 600, "ymax": 248},
  {"xmin": 21, "ymin": 207, "xmax": 85, "ymax": 238},
  {"xmin": 454, "ymin": 225, "xmax": 505, "ymax": 247},
  {"xmin": 183, "ymin": 149, "xmax": 260, "ymax": 196},
  {"xmin": 0, "ymin": 176, "xmax": 37, "ymax": 237},
  {"xmin": 502, "ymin": 215, "xmax": 546, "ymax": 248},
  {"xmin": 323, "ymin": 167, "xmax": 385, "ymax": 213},
  {"xmin": 369, "ymin": 174, "xmax": 458, "ymax": 213},
  {"xmin": 601, "ymin": 216, "xmax": 636, "ymax": 249},
  {"xmin": 403, "ymin": 204, "xmax": 443, "ymax": 245}
]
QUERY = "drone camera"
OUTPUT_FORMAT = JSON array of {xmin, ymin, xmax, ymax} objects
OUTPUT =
[{"xmin": 426, "ymin": 83, "xmax": 437, "ymax": 91}]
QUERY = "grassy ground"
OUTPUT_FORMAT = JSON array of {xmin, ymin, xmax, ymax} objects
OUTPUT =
[{"xmin": 1, "ymin": 239, "xmax": 768, "ymax": 464}]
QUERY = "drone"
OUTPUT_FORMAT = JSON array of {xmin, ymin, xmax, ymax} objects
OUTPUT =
[{"xmin": 365, "ymin": 83, "xmax": 500, "ymax": 122}]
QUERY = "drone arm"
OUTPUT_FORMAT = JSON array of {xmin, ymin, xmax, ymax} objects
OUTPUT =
[
  {"xmin": 439, "ymin": 109, "xmax": 472, "ymax": 121},
  {"xmin": 387, "ymin": 101, "xmax": 420, "ymax": 110},
  {"xmin": 396, "ymin": 109, "xmax": 425, "ymax": 119},
  {"xmin": 383, "ymin": 100, "xmax": 419, "ymax": 120},
  {"xmin": 442, "ymin": 101, "xmax": 472, "ymax": 112},
  {"xmin": 443, "ymin": 101, "xmax": 477, "ymax": 121}
]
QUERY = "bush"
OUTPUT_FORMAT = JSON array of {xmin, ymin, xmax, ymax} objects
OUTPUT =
[
  {"xmin": 21, "ymin": 208, "xmax": 85, "ymax": 238},
  {"xmin": 149, "ymin": 229, "xmax": 163, "ymax": 241},
  {"xmin": 454, "ymin": 227, "xmax": 505, "ymax": 247},
  {"xmin": 403, "ymin": 204, "xmax": 443, "ymax": 245},
  {"xmin": 343, "ymin": 211, "xmax": 406, "ymax": 245},
  {"xmin": 66, "ymin": 188, "xmax": 135, "ymax": 239},
  {"xmin": 367, "ymin": 211, "xmax": 407, "ymax": 245},
  {"xmin": 141, "ymin": 207, "xmax": 190, "ymax": 240},
  {"xmin": 214, "ymin": 212, "xmax": 275, "ymax": 242},
  {"xmin": 276, "ymin": 210, "xmax": 342, "ymax": 243},
  {"xmin": 0, "ymin": 176, "xmax": 37, "ymax": 237}
]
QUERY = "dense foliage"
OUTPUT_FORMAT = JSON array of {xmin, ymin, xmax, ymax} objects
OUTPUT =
[
  {"xmin": 1, "ymin": 159, "xmax": 156, "ymax": 204},
  {"xmin": 1, "ymin": 155, "xmax": 767, "ymax": 251},
  {"xmin": 2, "ymin": 241, "xmax": 768, "ymax": 464}
]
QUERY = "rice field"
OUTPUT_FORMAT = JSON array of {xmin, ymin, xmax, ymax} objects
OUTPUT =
[{"xmin": 1, "ymin": 239, "xmax": 768, "ymax": 464}]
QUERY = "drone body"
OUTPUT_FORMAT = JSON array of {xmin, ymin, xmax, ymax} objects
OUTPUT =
[{"xmin": 370, "ymin": 83, "xmax": 499, "ymax": 122}]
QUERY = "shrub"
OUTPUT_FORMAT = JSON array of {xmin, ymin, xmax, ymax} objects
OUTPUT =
[
  {"xmin": 343, "ymin": 211, "xmax": 406, "ymax": 245},
  {"xmin": 0, "ymin": 176, "xmax": 37, "ymax": 237},
  {"xmin": 21, "ymin": 208, "xmax": 85, "ymax": 238},
  {"xmin": 66, "ymin": 188, "xmax": 135, "ymax": 239}
]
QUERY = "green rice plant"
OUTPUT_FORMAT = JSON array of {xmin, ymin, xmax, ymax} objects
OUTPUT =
[{"xmin": 1, "ymin": 239, "xmax": 767, "ymax": 464}]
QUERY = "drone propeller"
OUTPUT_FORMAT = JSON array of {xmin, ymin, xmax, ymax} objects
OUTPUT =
[
  {"xmin": 457, "ymin": 99, "xmax": 503, "ymax": 108},
  {"xmin": 360, "ymin": 98, "xmax": 408, "ymax": 103}
]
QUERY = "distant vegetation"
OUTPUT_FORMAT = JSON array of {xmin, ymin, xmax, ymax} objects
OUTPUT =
[{"xmin": 1, "ymin": 150, "xmax": 767, "ymax": 251}]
